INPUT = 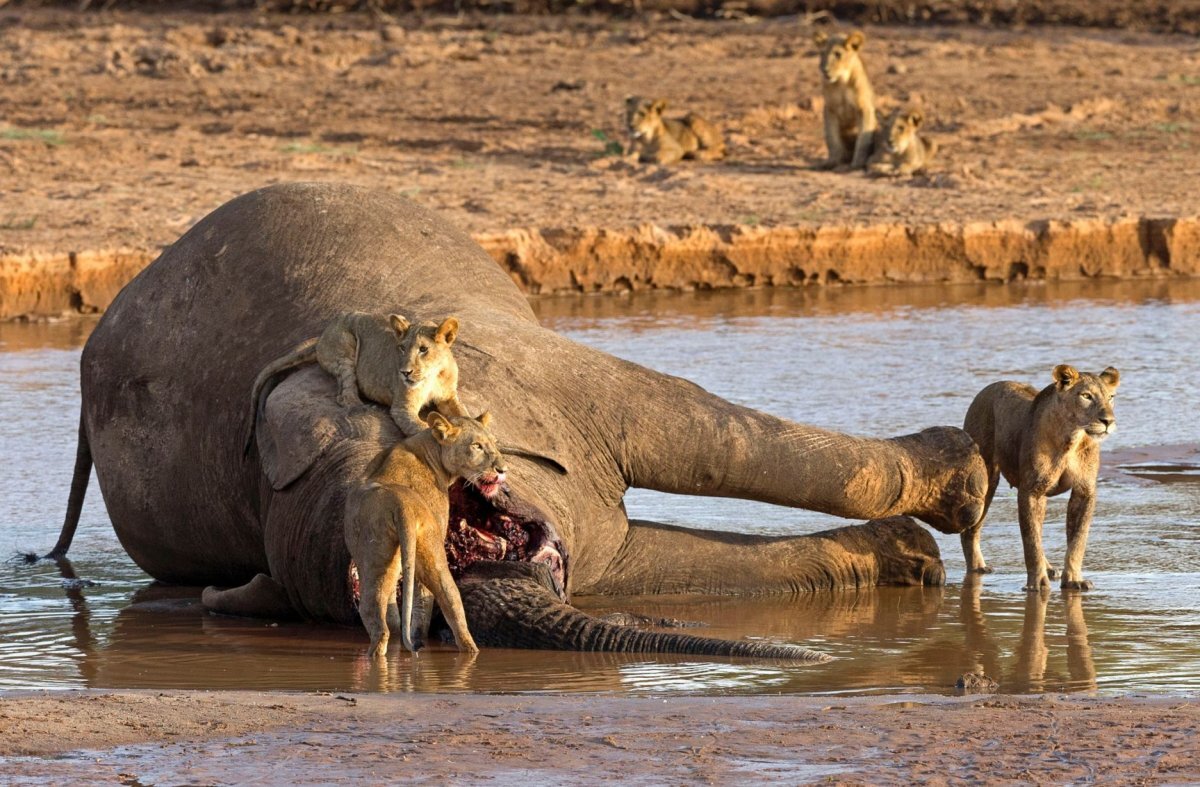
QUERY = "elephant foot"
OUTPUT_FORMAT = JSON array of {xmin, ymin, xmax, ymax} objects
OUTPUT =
[
  {"xmin": 892, "ymin": 427, "xmax": 988, "ymax": 537},
  {"xmin": 202, "ymin": 573, "xmax": 298, "ymax": 619},
  {"xmin": 1061, "ymin": 579, "xmax": 1094, "ymax": 592},
  {"xmin": 860, "ymin": 516, "xmax": 946, "ymax": 587}
]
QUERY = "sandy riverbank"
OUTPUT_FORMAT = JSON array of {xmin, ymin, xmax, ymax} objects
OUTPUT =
[
  {"xmin": 4, "ymin": 9, "xmax": 1199, "ymax": 318},
  {"xmin": 1, "ymin": 689, "xmax": 1197, "ymax": 782}
]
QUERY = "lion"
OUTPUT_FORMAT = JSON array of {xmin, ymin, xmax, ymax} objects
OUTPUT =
[
  {"xmin": 812, "ymin": 29, "xmax": 878, "ymax": 170},
  {"xmin": 962, "ymin": 365, "xmax": 1120, "ymax": 592},
  {"xmin": 243, "ymin": 312, "xmax": 468, "ymax": 453},
  {"xmin": 624, "ymin": 96, "xmax": 726, "ymax": 165},
  {"xmin": 868, "ymin": 107, "xmax": 937, "ymax": 176},
  {"xmin": 344, "ymin": 411, "xmax": 506, "ymax": 658}
]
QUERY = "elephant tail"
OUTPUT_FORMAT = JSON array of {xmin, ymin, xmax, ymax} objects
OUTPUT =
[
  {"xmin": 46, "ymin": 409, "xmax": 92, "ymax": 560},
  {"xmin": 399, "ymin": 509, "xmax": 420, "ymax": 654},
  {"xmin": 459, "ymin": 562, "xmax": 831, "ymax": 662},
  {"xmin": 242, "ymin": 337, "xmax": 319, "ymax": 456}
]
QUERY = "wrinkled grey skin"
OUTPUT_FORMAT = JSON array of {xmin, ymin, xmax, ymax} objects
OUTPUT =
[{"xmin": 53, "ymin": 183, "xmax": 987, "ymax": 653}]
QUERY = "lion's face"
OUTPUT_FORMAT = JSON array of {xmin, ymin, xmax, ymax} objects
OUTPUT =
[
  {"xmin": 625, "ymin": 96, "xmax": 666, "ymax": 139},
  {"xmin": 882, "ymin": 109, "xmax": 923, "ymax": 155},
  {"xmin": 1052, "ymin": 365, "xmax": 1120, "ymax": 439},
  {"xmin": 392, "ymin": 315, "xmax": 459, "ymax": 389},
  {"xmin": 429, "ymin": 412, "xmax": 508, "ymax": 498},
  {"xmin": 813, "ymin": 30, "xmax": 865, "ymax": 84}
]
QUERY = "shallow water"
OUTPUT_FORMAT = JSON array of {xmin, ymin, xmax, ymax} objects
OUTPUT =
[{"xmin": 2, "ymin": 279, "xmax": 1199, "ymax": 696}]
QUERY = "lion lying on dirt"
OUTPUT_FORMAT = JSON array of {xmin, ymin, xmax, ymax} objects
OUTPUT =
[
  {"xmin": 244, "ymin": 312, "xmax": 469, "ymax": 452},
  {"xmin": 624, "ymin": 96, "xmax": 726, "ymax": 165},
  {"xmin": 344, "ymin": 411, "xmax": 507, "ymax": 658},
  {"xmin": 963, "ymin": 365, "xmax": 1120, "ymax": 592},
  {"xmin": 868, "ymin": 107, "xmax": 937, "ymax": 176},
  {"xmin": 812, "ymin": 29, "xmax": 878, "ymax": 170}
]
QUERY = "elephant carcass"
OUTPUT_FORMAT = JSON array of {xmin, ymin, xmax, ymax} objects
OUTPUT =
[{"xmin": 52, "ymin": 183, "xmax": 987, "ymax": 653}]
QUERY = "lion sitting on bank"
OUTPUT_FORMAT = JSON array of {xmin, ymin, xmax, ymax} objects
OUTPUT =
[
  {"xmin": 868, "ymin": 107, "xmax": 937, "ymax": 176},
  {"xmin": 244, "ymin": 312, "xmax": 469, "ymax": 453},
  {"xmin": 812, "ymin": 29, "xmax": 878, "ymax": 170},
  {"xmin": 624, "ymin": 96, "xmax": 727, "ymax": 165},
  {"xmin": 344, "ymin": 411, "xmax": 507, "ymax": 658},
  {"xmin": 963, "ymin": 365, "xmax": 1120, "ymax": 592}
]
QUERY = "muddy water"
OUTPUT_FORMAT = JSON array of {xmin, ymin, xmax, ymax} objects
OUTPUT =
[{"xmin": 2, "ymin": 279, "xmax": 1199, "ymax": 696}]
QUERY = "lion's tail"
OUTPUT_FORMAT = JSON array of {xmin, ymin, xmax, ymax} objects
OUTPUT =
[{"xmin": 242, "ymin": 337, "xmax": 319, "ymax": 456}]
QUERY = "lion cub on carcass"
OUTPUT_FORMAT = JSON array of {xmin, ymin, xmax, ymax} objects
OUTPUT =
[
  {"xmin": 624, "ymin": 96, "xmax": 727, "ymax": 165},
  {"xmin": 868, "ymin": 107, "xmax": 937, "ymax": 176},
  {"xmin": 344, "ymin": 411, "xmax": 507, "ymax": 658},
  {"xmin": 244, "ymin": 312, "xmax": 469, "ymax": 452},
  {"xmin": 963, "ymin": 365, "xmax": 1120, "ymax": 592},
  {"xmin": 812, "ymin": 29, "xmax": 878, "ymax": 169}
]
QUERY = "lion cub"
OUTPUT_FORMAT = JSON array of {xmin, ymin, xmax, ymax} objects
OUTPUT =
[
  {"xmin": 868, "ymin": 107, "xmax": 937, "ymax": 176},
  {"xmin": 624, "ymin": 96, "xmax": 726, "ymax": 165},
  {"xmin": 244, "ymin": 312, "xmax": 469, "ymax": 452},
  {"xmin": 344, "ymin": 411, "xmax": 507, "ymax": 658},
  {"xmin": 812, "ymin": 29, "xmax": 878, "ymax": 169},
  {"xmin": 963, "ymin": 365, "xmax": 1120, "ymax": 592}
]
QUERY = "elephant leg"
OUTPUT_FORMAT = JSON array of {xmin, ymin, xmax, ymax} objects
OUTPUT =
[
  {"xmin": 202, "ymin": 573, "xmax": 297, "ymax": 620},
  {"xmin": 577, "ymin": 516, "xmax": 944, "ymax": 597}
]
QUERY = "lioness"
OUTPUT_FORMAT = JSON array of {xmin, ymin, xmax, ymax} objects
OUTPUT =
[
  {"xmin": 963, "ymin": 365, "xmax": 1120, "ymax": 592},
  {"xmin": 812, "ymin": 29, "xmax": 877, "ymax": 169},
  {"xmin": 624, "ymin": 96, "xmax": 726, "ymax": 165},
  {"xmin": 868, "ymin": 107, "xmax": 937, "ymax": 176},
  {"xmin": 244, "ymin": 311, "xmax": 468, "ymax": 452},
  {"xmin": 344, "ymin": 411, "xmax": 506, "ymax": 658}
]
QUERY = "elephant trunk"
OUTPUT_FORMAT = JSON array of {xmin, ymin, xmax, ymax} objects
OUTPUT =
[
  {"xmin": 611, "ymin": 366, "xmax": 986, "ymax": 535},
  {"xmin": 458, "ymin": 562, "xmax": 830, "ymax": 662}
]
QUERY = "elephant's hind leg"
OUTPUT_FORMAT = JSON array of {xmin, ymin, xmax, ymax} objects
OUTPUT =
[{"xmin": 202, "ymin": 573, "xmax": 298, "ymax": 619}]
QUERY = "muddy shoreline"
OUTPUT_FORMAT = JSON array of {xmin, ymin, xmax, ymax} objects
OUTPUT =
[
  {"xmin": 4, "ymin": 214, "xmax": 1199, "ymax": 319},
  {"xmin": 1, "ymin": 689, "xmax": 1197, "ymax": 782}
]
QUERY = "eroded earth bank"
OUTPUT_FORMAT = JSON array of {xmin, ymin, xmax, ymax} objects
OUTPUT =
[{"xmin": 2, "ymin": 10, "xmax": 1199, "ymax": 317}]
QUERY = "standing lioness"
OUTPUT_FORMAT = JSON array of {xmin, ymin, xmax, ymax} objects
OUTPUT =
[
  {"xmin": 344, "ymin": 411, "xmax": 507, "ymax": 659},
  {"xmin": 963, "ymin": 365, "xmax": 1120, "ymax": 592},
  {"xmin": 812, "ymin": 29, "xmax": 877, "ymax": 169}
]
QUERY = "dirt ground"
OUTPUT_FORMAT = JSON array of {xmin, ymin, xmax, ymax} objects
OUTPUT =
[
  {"xmin": 1, "ymin": 690, "xmax": 1197, "ymax": 783},
  {"xmin": 2, "ymin": 9, "xmax": 1199, "ymax": 259}
]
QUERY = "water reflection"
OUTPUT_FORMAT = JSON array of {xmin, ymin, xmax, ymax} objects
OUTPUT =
[{"xmin": 15, "ymin": 567, "xmax": 1121, "ymax": 696}]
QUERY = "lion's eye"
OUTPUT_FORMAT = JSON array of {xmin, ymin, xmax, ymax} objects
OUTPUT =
[
  {"xmin": 419, "ymin": 346, "xmax": 428, "ymax": 355},
  {"xmin": 1080, "ymin": 393, "xmax": 1093, "ymax": 402},
  {"xmin": 472, "ymin": 443, "xmax": 482, "ymax": 451}
]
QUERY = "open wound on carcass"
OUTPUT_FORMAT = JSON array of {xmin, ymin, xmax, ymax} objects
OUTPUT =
[
  {"xmin": 347, "ymin": 479, "xmax": 567, "ymax": 608},
  {"xmin": 446, "ymin": 480, "xmax": 566, "ymax": 597}
]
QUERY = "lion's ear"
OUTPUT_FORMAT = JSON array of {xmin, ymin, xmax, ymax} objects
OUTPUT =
[
  {"xmin": 812, "ymin": 31, "xmax": 828, "ymax": 47},
  {"xmin": 389, "ymin": 314, "xmax": 410, "ymax": 337},
  {"xmin": 909, "ymin": 109, "xmax": 924, "ymax": 127},
  {"xmin": 427, "ymin": 412, "xmax": 460, "ymax": 444},
  {"xmin": 651, "ymin": 99, "xmax": 668, "ymax": 113},
  {"xmin": 477, "ymin": 411, "xmax": 492, "ymax": 429},
  {"xmin": 1053, "ymin": 364, "xmax": 1080, "ymax": 388},
  {"xmin": 1099, "ymin": 366, "xmax": 1120, "ymax": 390},
  {"xmin": 435, "ymin": 316, "xmax": 459, "ymax": 346},
  {"xmin": 846, "ymin": 30, "xmax": 865, "ymax": 51}
]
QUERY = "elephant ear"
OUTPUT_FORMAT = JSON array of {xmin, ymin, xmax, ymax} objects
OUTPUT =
[{"xmin": 256, "ymin": 366, "xmax": 395, "ymax": 490}]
